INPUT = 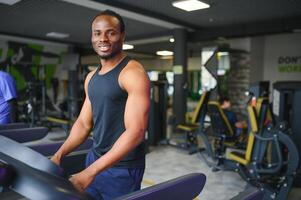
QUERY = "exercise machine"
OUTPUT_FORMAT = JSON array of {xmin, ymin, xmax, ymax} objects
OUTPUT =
[
  {"xmin": 0, "ymin": 123, "xmax": 92, "ymax": 174},
  {"xmin": 228, "ymin": 106, "xmax": 299, "ymax": 200},
  {"xmin": 0, "ymin": 122, "xmax": 29, "ymax": 130},
  {"xmin": 0, "ymin": 135, "xmax": 206, "ymax": 200},
  {"xmin": 169, "ymin": 91, "xmax": 210, "ymax": 154},
  {"xmin": 203, "ymin": 100, "xmax": 245, "ymax": 170},
  {"xmin": 0, "ymin": 126, "xmax": 49, "ymax": 143},
  {"xmin": 273, "ymin": 81, "xmax": 301, "ymax": 186}
]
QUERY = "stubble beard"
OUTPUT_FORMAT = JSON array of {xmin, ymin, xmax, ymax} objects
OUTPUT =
[
  {"xmin": 94, "ymin": 41, "xmax": 123, "ymax": 60},
  {"xmin": 98, "ymin": 48, "xmax": 122, "ymax": 60}
]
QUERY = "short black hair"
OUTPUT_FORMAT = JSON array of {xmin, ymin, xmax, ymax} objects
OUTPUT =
[
  {"xmin": 91, "ymin": 9, "xmax": 125, "ymax": 33},
  {"xmin": 218, "ymin": 95, "xmax": 230, "ymax": 104}
]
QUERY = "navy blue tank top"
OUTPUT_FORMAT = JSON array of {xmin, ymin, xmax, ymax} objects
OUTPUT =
[{"xmin": 88, "ymin": 56, "xmax": 145, "ymax": 168}]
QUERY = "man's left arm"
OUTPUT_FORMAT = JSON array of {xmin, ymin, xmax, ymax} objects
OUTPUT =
[{"xmin": 70, "ymin": 62, "xmax": 150, "ymax": 191}]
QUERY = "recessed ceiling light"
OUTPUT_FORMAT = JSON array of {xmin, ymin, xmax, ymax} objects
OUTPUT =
[
  {"xmin": 169, "ymin": 38, "xmax": 175, "ymax": 43},
  {"xmin": 156, "ymin": 50, "xmax": 174, "ymax": 56},
  {"xmin": 0, "ymin": 0, "xmax": 21, "ymax": 5},
  {"xmin": 172, "ymin": 0, "xmax": 210, "ymax": 12},
  {"xmin": 123, "ymin": 44, "xmax": 134, "ymax": 50},
  {"xmin": 46, "ymin": 32, "xmax": 70, "ymax": 39}
]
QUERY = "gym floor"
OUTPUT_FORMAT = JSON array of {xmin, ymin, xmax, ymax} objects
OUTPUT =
[
  {"xmin": 143, "ymin": 145, "xmax": 245, "ymax": 200},
  {"xmin": 143, "ymin": 145, "xmax": 301, "ymax": 200}
]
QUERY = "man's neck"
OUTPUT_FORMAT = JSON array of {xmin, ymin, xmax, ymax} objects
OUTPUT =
[{"xmin": 100, "ymin": 52, "xmax": 126, "ymax": 69}]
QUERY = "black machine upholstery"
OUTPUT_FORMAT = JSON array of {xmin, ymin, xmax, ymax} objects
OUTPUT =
[
  {"xmin": 0, "ymin": 152, "xmax": 93, "ymax": 200},
  {"xmin": 0, "ymin": 127, "xmax": 49, "ymax": 143},
  {"xmin": 207, "ymin": 101, "xmax": 235, "ymax": 139},
  {"xmin": 0, "ymin": 122, "xmax": 29, "ymax": 130},
  {"xmin": 29, "ymin": 138, "xmax": 93, "ymax": 175},
  {"xmin": 29, "ymin": 138, "xmax": 93, "ymax": 157},
  {"xmin": 0, "ymin": 135, "xmax": 65, "ymax": 177},
  {"xmin": 115, "ymin": 173, "xmax": 206, "ymax": 200}
]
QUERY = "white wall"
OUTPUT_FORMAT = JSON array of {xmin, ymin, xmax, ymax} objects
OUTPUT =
[
  {"xmin": 263, "ymin": 33, "xmax": 301, "ymax": 83},
  {"xmin": 139, "ymin": 56, "xmax": 202, "ymax": 71},
  {"xmin": 139, "ymin": 58, "xmax": 172, "ymax": 71},
  {"xmin": 250, "ymin": 36, "xmax": 265, "ymax": 83},
  {"xmin": 228, "ymin": 37, "xmax": 251, "ymax": 52}
]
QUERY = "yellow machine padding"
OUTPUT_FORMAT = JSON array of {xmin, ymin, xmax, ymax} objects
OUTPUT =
[
  {"xmin": 256, "ymin": 97, "xmax": 273, "ymax": 123},
  {"xmin": 177, "ymin": 92, "xmax": 208, "ymax": 131},
  {"xmin": 228, "ymin": 106, "xmax": 258, "ymax": 165},
  {"xmin": 46, "ymin": 116, "xmax": 69, "ymax": 125},
  {"xmin": 191, "ymin": 92, "xmax": 208, "ymax": 123}
]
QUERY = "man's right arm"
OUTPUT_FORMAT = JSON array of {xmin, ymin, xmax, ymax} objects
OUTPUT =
[{"xmin": 51, "ymin": 70, "xmax": 95, "ymax": 165}]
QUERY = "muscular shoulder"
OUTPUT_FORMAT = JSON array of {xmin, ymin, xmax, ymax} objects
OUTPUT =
[
  {"xmin": 84, "ymin": 69, "xmax": 97, "ymax": 91},
  {"xmin": 122, "ymin": 60, "xmax": 145, "ymax": 75},
  {"xmin": 119, "ymin": 60, "xmax": 149, "ymax": 91},
  {"xmin": 85, "ymin": 69, "xmax": 97, "ymax": 82}
]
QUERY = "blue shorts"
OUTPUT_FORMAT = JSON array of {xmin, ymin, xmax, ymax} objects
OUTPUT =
[{"xmin": 85, "ymin": 150, "xmax": 145, "ymax": 200}]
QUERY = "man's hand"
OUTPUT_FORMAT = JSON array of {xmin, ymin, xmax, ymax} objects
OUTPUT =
[
  {"xmin": 50, "ymin": 155, "xmax": 61, "ymax": 166},
  {"xmin": 69, "ymin": 167, "xmax": 96, "ymax": 192},
  {"xmin": 235, "ymin": 121, "xmax": 247, "ymax": 129}
]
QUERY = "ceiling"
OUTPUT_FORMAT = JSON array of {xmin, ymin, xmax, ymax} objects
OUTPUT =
[{"xmin": 0, "ymin": 0, "xmax": 301, "ymax": 55}]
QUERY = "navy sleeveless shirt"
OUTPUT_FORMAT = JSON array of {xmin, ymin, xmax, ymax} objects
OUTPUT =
[{"xmin": 88, "ymin": 56, "xmax": 145, "ymax": 168}]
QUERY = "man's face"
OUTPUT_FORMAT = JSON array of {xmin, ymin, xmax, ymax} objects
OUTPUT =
[
  {"xmin": 223, "ymin": 100, "xmax": 231, "ymax": 109},
  {"xmin": 91, "ymin": 15, "xmax": 125, "ymax": 59}
]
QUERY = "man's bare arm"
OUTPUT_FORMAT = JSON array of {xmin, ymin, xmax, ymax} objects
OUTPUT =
[
  {"xmin": 69, "ymin": 61, "xmax": 150, "ymax": 191},
  {"xmin": 51, "ymin": 71, "xmax": 95, "ymax": 165}
]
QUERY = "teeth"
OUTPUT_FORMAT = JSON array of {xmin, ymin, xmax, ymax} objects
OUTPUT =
[
  {"xmin": 98, "ymin": 44, "xmax": 110, "ymax": 51},
  {"xmin": 100, "ymin": 46, "xmax": 109, "ymax": 51}
]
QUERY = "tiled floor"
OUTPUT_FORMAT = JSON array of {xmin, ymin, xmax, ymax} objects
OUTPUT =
[
  {"xmin": 142, "ymin": 145, "xmax": 246, "ymax": 200},
  {"xmin": 142, "ymin": 144, "xmax": 301, "ymax": 200}
]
